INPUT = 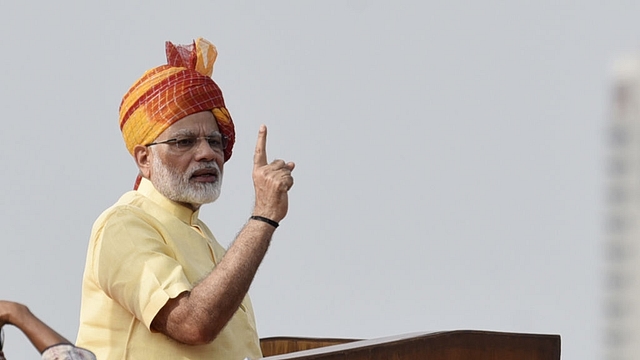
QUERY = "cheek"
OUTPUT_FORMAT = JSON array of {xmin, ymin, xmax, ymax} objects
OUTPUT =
[
  {"xmin": 207, "ymin": 153, "xmax": 225, "ymax": 171},
  {"xmin": 178, "ymin": 159, "xmax": 195, "ymax": 172},
  {"xmin": 158, "ymin": 153, "xmax": 191, "ymax": 173}
]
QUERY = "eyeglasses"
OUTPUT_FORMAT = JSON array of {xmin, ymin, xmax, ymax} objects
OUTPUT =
[{"xmin": 147, "ymin": 133, "xmax": 228, "ymax": 154}]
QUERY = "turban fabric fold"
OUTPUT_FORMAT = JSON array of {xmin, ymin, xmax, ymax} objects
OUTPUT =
[{"xmin": 119, "ymin": 38, "xmax": 235, "ymax": 162}]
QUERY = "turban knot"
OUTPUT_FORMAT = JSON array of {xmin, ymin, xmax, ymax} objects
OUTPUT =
[{"xmin": 118, "ymin": 38, "xmax": 235, "ymax": 162}]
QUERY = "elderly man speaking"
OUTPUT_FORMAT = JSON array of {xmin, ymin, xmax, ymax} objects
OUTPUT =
[{"xmin": 76, "ymin": 38, "xmax": 294, "ymax": 360}]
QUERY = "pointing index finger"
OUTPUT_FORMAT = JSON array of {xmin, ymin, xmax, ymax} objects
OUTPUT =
[{"xmin": 253, "ymin": 124, "xmax": 268, "ymax": 168}]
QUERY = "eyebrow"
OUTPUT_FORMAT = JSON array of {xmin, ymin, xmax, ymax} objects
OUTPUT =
[{"xmin": 167, "ymin": 130, "xmax": 222, "ymax": 138}]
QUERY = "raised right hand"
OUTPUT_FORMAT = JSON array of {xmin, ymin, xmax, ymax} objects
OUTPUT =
[{"xmin": 252, "ymin": 125, "xmax": 295, "ymax": 223}]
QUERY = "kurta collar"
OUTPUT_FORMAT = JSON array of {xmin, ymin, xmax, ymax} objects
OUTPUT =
[{"xmin": 136, "ymin": 177, "xmax": 200, "ymax": 225}]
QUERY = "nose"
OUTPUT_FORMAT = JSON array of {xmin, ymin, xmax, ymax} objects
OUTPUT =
[{"xmin": 193, "ymin": 137, "xmax": 224, "ymax": 164}]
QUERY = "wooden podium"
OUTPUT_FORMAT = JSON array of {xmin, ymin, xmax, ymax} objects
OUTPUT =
[{"xmin": 260, "ymin": 330, "xmax": 560, "ymax": 359}]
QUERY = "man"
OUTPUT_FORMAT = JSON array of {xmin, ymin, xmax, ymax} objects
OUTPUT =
[
  {"xmin": 76, "ymin": 38, "xmax": 295, "ymax": 360},
  {"xmin": 0, "ymin": 300, "xmax": 95, "ymax": 360}
]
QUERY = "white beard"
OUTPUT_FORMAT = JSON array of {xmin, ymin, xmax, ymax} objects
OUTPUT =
[{"xmin": 150, "ymin": 155, "xmax": 223, "ymax": 207}]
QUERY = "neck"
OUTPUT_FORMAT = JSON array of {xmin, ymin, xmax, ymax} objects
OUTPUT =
[{"xmin": 182, "ymin": 202, "xmax": 201, "ymax": 211}]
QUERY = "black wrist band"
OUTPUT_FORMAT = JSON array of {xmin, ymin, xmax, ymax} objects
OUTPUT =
[{"xmin": 250, "ymin": 215, "xmax": 279, "ymax": 228}]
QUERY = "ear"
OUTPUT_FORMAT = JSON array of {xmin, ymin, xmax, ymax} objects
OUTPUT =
[{"xmin": 133, "ymin": 145, "xmax": 152, "ymax": 179}]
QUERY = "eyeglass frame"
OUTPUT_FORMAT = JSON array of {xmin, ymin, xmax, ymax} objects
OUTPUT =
[{"xmin": 146, "ymin": 132, "xmax": 228, "ymax": 154}]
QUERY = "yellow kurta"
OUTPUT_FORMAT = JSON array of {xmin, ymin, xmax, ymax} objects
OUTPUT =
[{"xmin": 76, "ymin": 178, "xmax": 262, "ymax": 360}]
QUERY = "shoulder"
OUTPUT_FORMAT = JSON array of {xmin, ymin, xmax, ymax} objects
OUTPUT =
[
  {"xmin": 87, "ymin": 193, "xmax": 167, "ymax": 267},
  {"xmin": 92, "ymin": 191, "xmax": 161, "ymax": 232}
]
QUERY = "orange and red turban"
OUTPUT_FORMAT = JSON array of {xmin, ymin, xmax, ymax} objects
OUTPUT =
[{"xmin": 119, "ymin": 38, "xmax": 235, "ymax": 162}]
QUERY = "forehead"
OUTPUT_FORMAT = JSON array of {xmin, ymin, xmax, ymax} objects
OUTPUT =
[{"xmin": 162, "ymin": 111, "xmax": 219, "ymax": 137}]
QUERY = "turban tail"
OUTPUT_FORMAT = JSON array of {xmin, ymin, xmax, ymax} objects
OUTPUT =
[{"xmin": 119, "ymin": 38, "xmax": 235, "ymax": 163}]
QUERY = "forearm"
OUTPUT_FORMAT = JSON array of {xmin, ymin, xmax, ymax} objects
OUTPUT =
[
  {"xmin": 152, "ymin": 125, "xmax": 294, "ymax": 344},
  {"xmin": 152, "ymin": 219, "xmax": 275, "ymax": 344},
  {"xmin": 18, "ymin": 315, "xmax": 71, "ymax": 353},
  {"xmin": 0, "ymin": 302, "xmax": 70, "ymax": 353}
]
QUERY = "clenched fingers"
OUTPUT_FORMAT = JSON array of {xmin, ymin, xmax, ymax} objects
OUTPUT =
[
  {"xmin": 255, "ymin": 159, "xmax": 295, "ymax": 191},
  {"xmin": 271, "ymin": 160, "xmax": 295, "ymax": 191}
]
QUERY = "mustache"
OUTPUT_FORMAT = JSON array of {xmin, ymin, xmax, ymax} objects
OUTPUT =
[{"xmin": 187, "ymin": 162, "xmax": 221, "ymax": 177}]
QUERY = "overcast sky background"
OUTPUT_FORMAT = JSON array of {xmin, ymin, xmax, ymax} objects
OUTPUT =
[{"xmin": 1, "ymin": 1, "xmax": 637, "ymax": 359}]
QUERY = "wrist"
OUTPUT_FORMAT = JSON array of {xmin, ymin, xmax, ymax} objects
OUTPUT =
[
  {"xmin": 249, "ymin": 215, "xmax": 279, "ymax": 228},
  {"xmin": 4, "ymin": 302, "xmax": 29, "ymax": 328}
]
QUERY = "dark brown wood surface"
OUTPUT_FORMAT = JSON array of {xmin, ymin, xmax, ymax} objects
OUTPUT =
[
  {"xmin": 260, "ymin": 330, "xmax": 561, "ymax": 360},
  {"xmin": 261, "ymin": 337, "xmax": 360, "ymax": 357}
]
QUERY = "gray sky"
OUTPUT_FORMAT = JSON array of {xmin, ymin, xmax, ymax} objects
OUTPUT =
[{"xmin": 0, "ymin": 1, "xmax": 633, "ymax": 359}]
